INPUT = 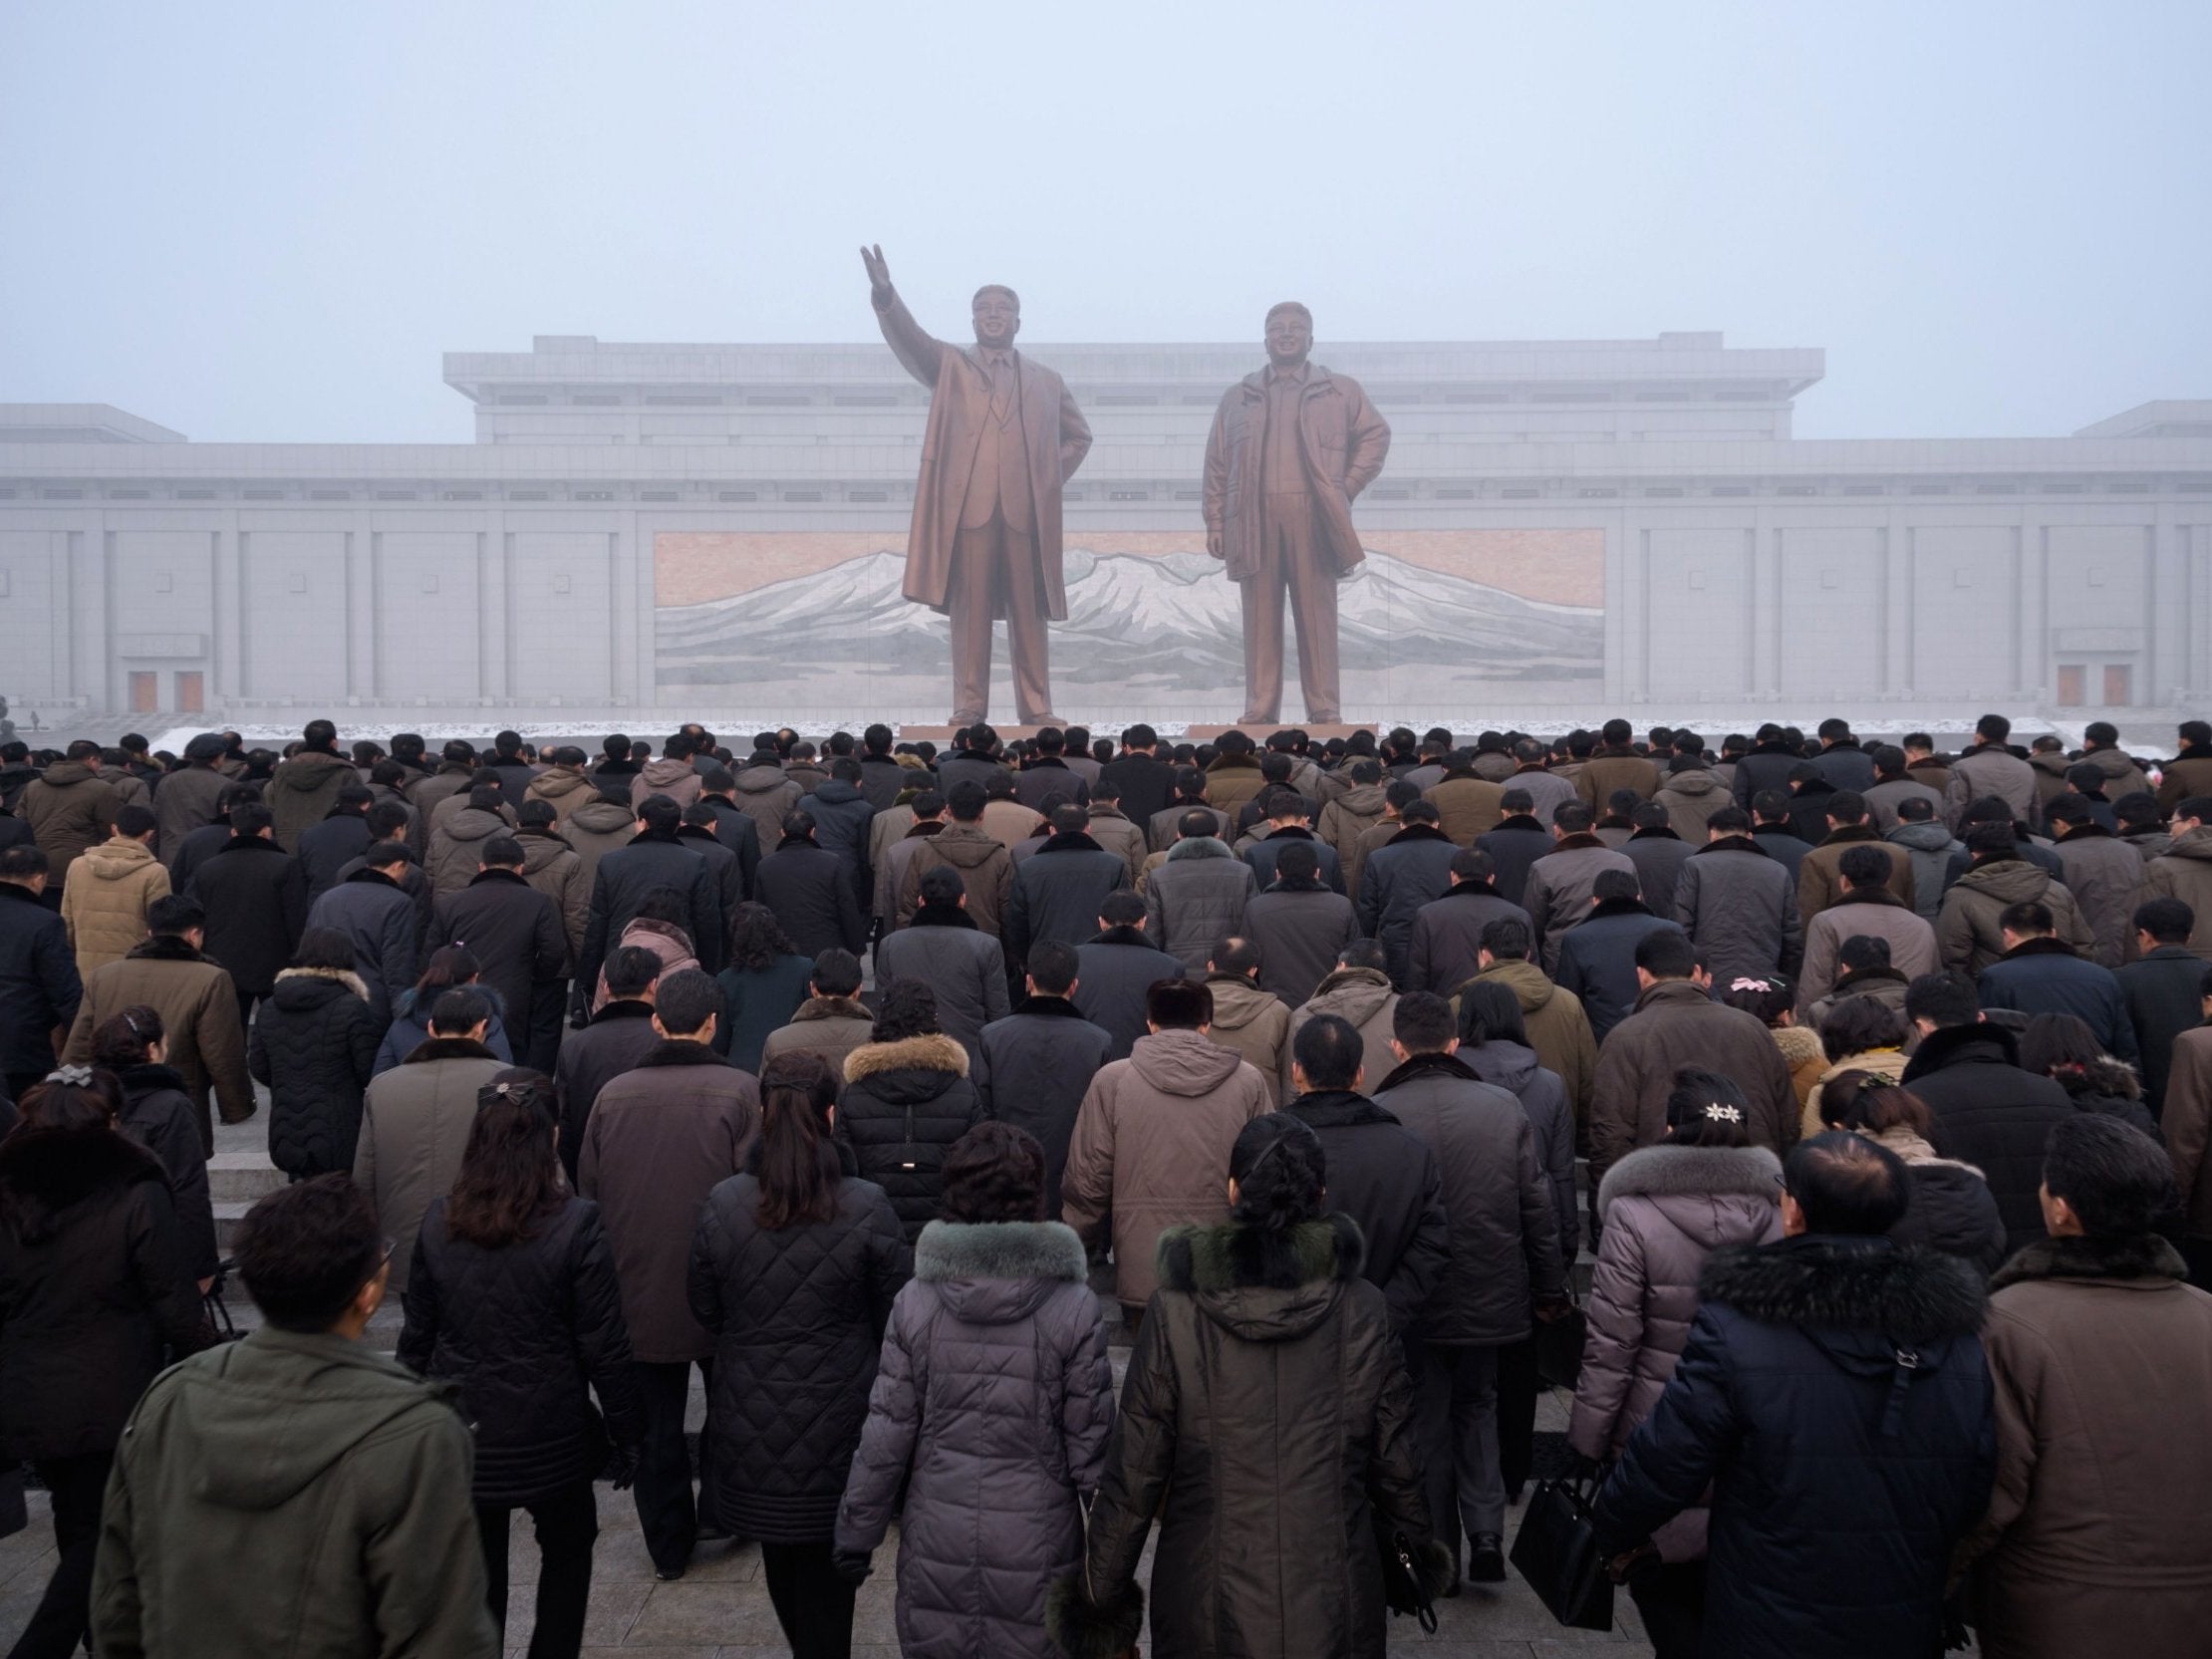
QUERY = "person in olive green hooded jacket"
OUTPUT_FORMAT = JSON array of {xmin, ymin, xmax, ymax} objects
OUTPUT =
[{"xmin": 92, "ymin": 1175, "xmax": 497, "ymax": 1659}]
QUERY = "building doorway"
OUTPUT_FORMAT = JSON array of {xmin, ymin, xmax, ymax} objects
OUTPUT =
[
  {"xmin": 2054, "ymin": 659, "xmax": 2137, "ymax": 707},
  {"xmin": 174, "ymin": 671, "xmax": 204, "ymax": 712},
  {"xmin": 128, "ymin": 672, "xmax": 158, "ymax": 713}
]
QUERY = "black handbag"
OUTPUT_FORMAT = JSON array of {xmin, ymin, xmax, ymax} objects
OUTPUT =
[
  {"xmin": 1534, "ymin": 1301, "xmax": 1588, "ymax": 1389},
  {"xmin": 1377, "ymin": 1525, "xmax": 1439, "ymax": 1633},
  {"xmin": 1509, "ymin": 1473, "xmax": 1614, "ymax": 1631},
  {"xmin": 0, "ymin": 1467, "xmax": 25, "ymax": 1540}
]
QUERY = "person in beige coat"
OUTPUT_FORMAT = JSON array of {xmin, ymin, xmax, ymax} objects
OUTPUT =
[
  {"xmin": 1795, "ymin": 845, "xmax": 1940, "ymax": 1015},
  {"xmin": 1961, "ymin": 1115, "xmax": 2212, "ymax": 1659},
  {"xmin": 1201, "ymin": 942, "xmax": 1291, "ymax": 1106},
  {"xmin": 757, "ymin": 948, "xmax": 876, "ymax": 1072},
  {"xmin": 1461, "ymin": 918, "xmax": 1599, "ymax": 1128},
  {"xmin": 1060, "ymin": 978, "xmax": 1273, "ymax": 1321},
  {"xmin": 1938, "ymin": 827, "xmax": 2095, "ymax": 976},
  {"xmin": 60, "ymin": 807, "xmax": 170, "ymax": 976},
  {"xmin": 20, "ymin": 744, "xmax": 120, "ymax": 887},
  {"xmin": 1284, "ymin": 941, "xmax": 1400, "ymax": 1102},
  {"xmin": 1317, "ymin": 762, "xmax": 1388, "ymax": 885},
  {"xmin": 352, "ymin": 987, "xmax": 509, "ymax": 1293}
]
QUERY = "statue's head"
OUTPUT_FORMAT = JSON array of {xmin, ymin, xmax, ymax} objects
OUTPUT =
[
  {"xmin": 971, "ymin": 285, "xmax": 1021, "ymax": 350},
  {"xmin": 1264, "ymin": 302, "xmax": 1312, "ymax": 368}
]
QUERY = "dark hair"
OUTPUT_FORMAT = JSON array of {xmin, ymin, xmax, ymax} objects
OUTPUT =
[
  {"xmin": 413, "ymin": 944, "xmax": 480, "ymax": 997},
  {"xmin": 1999, "ymin": 900, "xmax": 2056, "ymax": 937},
  {"xmin": 2043, "ymin": 1113, "xmax": 2176, "ymax": 1238},
  {"xmin": 481, "ymin": 835, "xmax": 526, "ymax": 869},
  {"xmin": 634, "ymin": 886, "xmax": 693, "ymax": 934},
  {"xmin": 1720, "ymin": 973, "xmax": 1795, "ymax": 1027},
  {"xmin": 91, "ymin": 1004, "xmax": 165, "ymax": 1070},
  {"xmin": 234, "ymin": 1175, "xmax": 387, "ymax": 1333},
  {"xmin": 364, "ymin": 839, "xmax": 414, "ymax": 869},
  {"xmin": 1662, "ymin": 1066, "xmax": 1755, "ymax": 1147},
  {"xmin": 12, "ymin": 1069, "xmax": 124, "ymax": 1138},
  {"xmin": 1025, "ymin": 939, "xmax": 1078, "ymax": 996},
  {"xmin": 940, "ymin": 1121, "xmax": 1047, "ymax": 1223},
  {"xmin": 1098, "ymin": 890, "xmax": 1146, "ymax": 928},
  {"xmin": 1274, "ymin": 841, "xmax": 1320, "ymax": 881},
  {"xmin": 1393, "ymin": 990, "xmax": 1457, "ymax": 1053},
  {"xmin": 1457, "ymin": 978, "xmax": 1531, "ymax": 1047},
  {"xmin": 1836, "ymin": 845, "xmax": 1889, "ymax": 888},
  {"xmin": 1339, "ymin": 939, "xmax": 1389, "ymax": 973},
  {"xmin": 2134, "ymin": 898, "xmax": 2195, "ymax": 944},
  {"xmin": 1292, "ymin": 1013, "xmax": 1364, "ymax": 1091},
  {"xmin": 1784, "ymin": 1131, "xmax": 1911, "ymax": 1235},
  {"xmin": 1591, "ymin": 868, "xmax": 1641, "ymax": 904},
  {"xmin": 114, "ymin": 802, "xmax": 157, "ymax": 839},
  {"xmin": 872, "ymin": 980, "xmax": 941, "ymax": 1042},
  {"xmin": 1904, "ymin": 969, "xmax": 1979, "ymax": 1030},
  {"xmin": 1177, "ymin": 808, "xmax": 1219, "ymax": 842},
  {"xmin": 1837, "ymin": 933, "xmax": 1894, "ymax": 973},
  {"xmin": 0, "ymin": 845, "xmax": 50, "ymax": 882},
  {"xmin": 637, "ymin": 795, "xmax": 682, "ymax": 835},
  {"xmin": 429, "ymin": 986, "xmax": 492, "ymax": 1036},
  {"xmin": 918, "ymin": 865, "xmax": 967, "ymax": 909},
  {"xmin": 809, "ymin": 948, "xmax": 863, "ymax": 999},
  {"xmin": 753, "ymin": 1053, "xmax": 841, "ymax": 1230},
  {"xmin": 603, "ymin": 944, "xmax": 662, "ymax": 1000},
  {"xmin": 1821, "ymin": 1069, "xmax": 1934, "ymax": 1139},
  {"xmin": 1147, "ymin": 978, "xmax": 1212, "ymax": 1030},
  {"xmin": 444, "ymin": 1073, "xmax": 564, "ymax": 1247},
  {"xmin": 728, "ymin": 902, "xmax": 797, "ymax": 972},
  {"xmin": 1229, "ymin": 1113, "xmax": 1326, "ymax": 1233},
  {"xmin": 1819, "ymin": 994, "xmax": 1906, "ymax": 1057},
  {"xmin": 1479, "ymin": 916, "xmax": 1531, "ymax": 962},
  {"xmin": 1635, "ymin": 929, "xmax": 1696, "ymax": 978},
  {"xmin": 1211, "ymin": 937, "xmax": 1262, "ymax": 978},
  {"xmin": 654, "ymin": 968, "xmax": 720, "ymax": 1039},
  {"xmin": 1551, "ymin": 801, "xmax": 1594, "ymax": 833},
  {"xmin": 146, "ymin": 894, "xmax": 206, "ymax": 937},
  {"xmin": 1400, "ymin": 800, "xmax": 1441, "ymax": 827}
]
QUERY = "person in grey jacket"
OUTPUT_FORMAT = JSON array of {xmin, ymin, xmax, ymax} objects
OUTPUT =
[
  {"xmin": 1373, "ymin": 991, "xmax": 1568, "ymax": 1585},
  {"xmin": 972, "ymin": 942, "xmax": 1114, "ymax": 1213},
  {"xmin": 1144, "ymin": 814, "xmax": 1256, "ymax": 972},
  {"xmin": 834, "ymin": 1123, "xmax": 1114, "ymax": 1657},
  {"xmin": 1356, "ymin": 801, "xmax": 1461, "ymax": 986},
  {"xmin": 1887, "ymin": 795, "xmax": 1965, "ymax": 923},
  {"xmin": 1676, "ymin": 808, "xmax": 1803, "ymax": 983},
  {"xmin": 1407, "ymin": 848, "xmax": 1529, "ymax": 996},
  {"xmin": 875, "ymin": 867, "xmax": 1009, "ymax": 1064},
  {"xmin": 301, "ymin": 841, "xmax": 420, "ymax": 1021},
  {"xmin": 1521, "ymin": 802, "xmax": 1639, "ymax": 975},
  {"xmin": 1003, "ymin": 805, "xmax": 1130, "ymax": 972},
  {"xmin": 1243, "ymin": 841, "xmax": 1360, "ymax": 1007}
]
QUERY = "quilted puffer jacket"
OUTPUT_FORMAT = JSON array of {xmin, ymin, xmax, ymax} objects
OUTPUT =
[
  {"xmin": 248, "ymin": 966, "xmax": 385, "ymax": 1179},
  {"xmin": 1565, "ymin": 1143, "xmax": 1783, "ymax": 1560},
  {"xmin": 836, "ymin": 1220, "xmax": 1113, "ymax": 1659},
  {"xmin": 399, "ymin": 1194, "xmax": 642, "ymax": 1506},
  {"xmin": 836, "ymin": 1035, "xmax": 984, "ymax": 1242},
  {"xmin": 686, "ymin": 1158, "xmax": 911, "ymax": 1543}
]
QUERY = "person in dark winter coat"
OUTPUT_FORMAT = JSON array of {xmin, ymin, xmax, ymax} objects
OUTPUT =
[
  {"xmin": 1554, "ymin": 870, "xmax": 1689, "ymax": 1043},
  {"xmin": 577, "ymin": 970, "xmax": 756, "ymax": 1580},
  {"xmin": 2116, "ymin": 900, "xmax": 2207, "ymax": 1119},
  {"xmin": 400, "ymin": 1079, "xmax": 643, "ymax": 1658},
  {"xmin": 1357, "ymin": 803, "xmax": 1460, "ymax": 986},
  {"xmin": 1621, "ymin": 805, "xmax": 1693, "ymax": 923},
  {"xmin": 711, "ymin": 902, "xmax": 815, "ymax": 1073},
  {"xmin": 754, "ymin": 810, "xmax": 868, "ymax": 963},
  {"xmin": 1977, "ymin": 902, "xmax": 2140, "ymax": 1065},
  {"xmin": 2018, "ymin": 1012, "xmax": 2162, "ymax": 1140},
  {"xmin": 552, "ymin": 945, "xmax": 663, "ymax": 1182},
  {"xmin": 875, "ymin": 866, "xmax": 1008, "ymax": 1063},
  {"xmin": 0, "ymin": 1070, "xmax": 210, "ymax": 1658},
  {"xmin": 1677, "ymin": 808, "xmax": 1803, "ymax": 983},
  {"xmin": 836, "ymin": 984, "xmax": 985, "ymax": 1243},
  {"xmin": 1004, "ymin": 806, "xmax": 1131, "ymax": 971},
  {"xmin": 429, "ymin": 838, "xmax": 570, "ymax": 1073},
  {"xmin": 373, "ymin": 950, "xmax": 517, "ymax": 1077},
  {"xmin": 1903, "ymin": 972, "xmax": 2081, "ymax": 1258},
  {"xmin": 798, "ymin": 758, "xmax": 878, "ymax": 912},
  {"xmin": 1243, "ymin": 840, "xmax": 1360, "ymax": 1006},
  {"xmin": 689, "ymin": 1054, "xmax": 911, "ymax": 1657},
  {"xmin": 1816, "ymin": 1068, "xmax": 2006, "ymax": 1275},
  {"xmin": 1567, "ymin": 1072, "xmax": 1784, "ymax": 1656},
  {"xmin": 1958, "ymin": 1115, "xmax": 2212, "ymax": 1659},
  {"xmin": 574, "ymin": 798, "xmax": 723, "ymax": 1017},
  {"xmin": 1374, "ymin": 993, "xmax": 1568, "ymax": 1587},
  {"xmin": 1455, "ymin": 981, "xmax": 1579, "ymax": 1253},
  {"xmin": 972, "ymin": 941, "xmax": 1114, "ymax": 1214},
  {"xmin": 835, "ymin": 1124, "xmax": 1113, "ymax": 1658},
  {"xmin": 0, "ymin": 848, "xmax": 82, "ymax": 1102},
  {"xmin": 183, "ymin": 798, "xmax": 310, "ymax": 1028},
  {"xmin": 1474, "ymin": 792, "xmax": 1554, "ymax": 909},
  {"xmin": 1070, "ymin": 891, "xmax": 1188, "ymax": 1059},
  {"xmin": 1594, "ymin": 1133, "xmax": 1995, "ymax": 1659},
  {"xmin": 1406, "ymin": 847, "xmax": 1529, "ymax": 996},
  {"xmin": 249, "ymin": 931, "xmax": 385, "ymax": 1181},
  {"xmin": 149, "ymin": 735, "xmax": 233, "ymax": 863},
  {"xmin": 1051, "ymin": 1113, "xmax": 1450, "ymax": 1659},
  {"xmin": 264, "ymin": 726, "xmax": 355, "ymax": 854},
  {"xmin": 1281, "ymin": 1014, "xmax": 1449, "ymax": 1334},
  {"xmin": 1145, "ymin": 818, "xmax": 1256, "ymax": 972},
  {"xmin": 296, "ymin": 786, "xmax": 375, "ymax": 904},
  {"xmin": 303, "ymin": 842, "xmax": 420, "ymax": 1022},
  {"xmin": 89, "ymin": 1008, "xmax": 220, "ymax": 1285}
]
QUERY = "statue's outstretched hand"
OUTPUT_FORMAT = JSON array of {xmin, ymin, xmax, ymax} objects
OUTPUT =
[{"xmin": 860, "ymin": 244, "xmax": 893, "ymax": 305}]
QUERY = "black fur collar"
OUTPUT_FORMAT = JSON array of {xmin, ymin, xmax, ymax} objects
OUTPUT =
[
  {"xmin": 0, "ymin": 1125, "xmax": 164, "ymax": 1241},
  {"xmin": 1285, "ymin": 1089, "xmax": 1399, "ymax": 1130},
  {"xmin": 589, "ymin": 998, "xmax": 656, "ymax": 1024},
  {"xmin": 1901, "ymin": 1020, "xmax": 2022, "ymax": 1082},
  {"xmin": 1089, "ymin": 925, "xmax": 1154, "ymax": 949},
  {"xmin": 1039, "ymin": 831, "xmax": 1105, "ymax": 855},
  {"xmin": 401, "ymin": 1036, "xmax": 497, "ymax": 1065},
  {"xmin": 1157, "ymin": 1213, "xmax": 1365, "ymax": 1294},
  {"xmin": 1586, "ymin": 896, "xmax": 1652, "ymax": 920},
  {"xmin": 1013, "ymin": 994, "xmax": 1085, "ymax": 1019},
  {"xmin": 1696, "ymin": 835, "xmax": 1767, "ymax": 857},
  {"xmin": 1699, "ymin": 1236, "xmax": 1986, "ymax": 1341},
  {"xmin": 1834, "ymin": 887, "xmax": 1905, "ymax": 908},
  {"xmin": 911, "ymin": 900, "xmax": 977, "ymax": 930},
  {"xmin": 126, "ymin": 935, "xmax": 206, "ymax": 964},
  {"xmin": 1444, "ymin": 880, "xmax": 1502, "ymax": 899},
  {"xmin": 1267, "ymin": 873, "xmax": 1329, "ymax": 893},
  {"xmin": 0, "ymin": 883, "xmax": 48, "ymax": 910},
  {"xmin": 117, "ymin": 1062, "xmax": 188, "ymax": 1097},
  {"xmin": 2001, "ymin": 937, "xmax": 2077, "ymax": 961},
  {"xmin": 1387, "ymin": 823, "xmax": 1453, "ymax": 846},
  {"xmin": 1492, "ymin": 813, "xmax": 1544, "ymax": 832},
  {"xmin": 1629, "ymin": 826, "xmax": 1682, "ymax": 842},
  {"xmin": 1374, "ymin": 1049, "xmax": 1479, "ymax": 1092},
  {"xmin": 1990, "ymin": 1233, "xmax": 2188, "ymax": 1291},
  {"xmin": 635, "ymin": 1038, "xmax": 729, "ymax": 1069}
]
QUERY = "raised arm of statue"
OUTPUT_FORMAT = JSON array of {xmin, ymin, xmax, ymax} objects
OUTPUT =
[
  {"xmin": 1341, "ymin": 384, "xmax": 1392, "ymax": 500},
  {"xmin": 860, "ymin": 244, "xmax": 949, "ymax": 389}
]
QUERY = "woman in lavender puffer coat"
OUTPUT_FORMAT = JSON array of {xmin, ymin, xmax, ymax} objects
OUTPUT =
[
  {"xmin": 835, "ymin": 1121, "xmax": 1114, "ymax": 1659},
  {"xmin": 1567, "ymin": 1065, "xmax": 1784, "ymax": 1659}
]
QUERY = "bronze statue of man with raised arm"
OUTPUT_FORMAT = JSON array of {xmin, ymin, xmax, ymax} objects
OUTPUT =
[
  {"xmin": 861, "ymin": 245, "xmax": 1092, "ymax": 725},
  {"xmin": 1203, "ymin": 302, "xmax": 1391, "ymax": 725}
]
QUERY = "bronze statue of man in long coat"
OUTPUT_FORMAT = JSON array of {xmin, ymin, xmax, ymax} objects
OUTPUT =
[
  {"xmin": 862, "ymin": 245, "xmax": 1091, "ymax": 725},
  {"xmin": 1203, "ymin": 302, "xmax": 1390, "ymax": 725}
]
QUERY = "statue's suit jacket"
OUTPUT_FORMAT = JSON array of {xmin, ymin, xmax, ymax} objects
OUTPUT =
[
  {"xmin": 1202, "ymin": 367, "xmax": 1391, "ymax": 581},
  {"xmin": 874, "ymin": 291, "xmax": 1092, "ymax": 619}
]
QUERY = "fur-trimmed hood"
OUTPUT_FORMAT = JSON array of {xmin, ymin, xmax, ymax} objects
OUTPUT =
[
  {"xmin": 272, "ymin": 964, "xmax": 371, "ymax": 1004},
  {"xmin": 1990, "ymin": 1232, "xmax": 2189, "ymax": 1291},
  {"xmin": 1166, "ymin": 834, "xmax": 1233, "ymax": 862},
  {"xmin": 915, "ymin": 1217, "xmax": 1087, "ymax": 1300},
  {"xmin": 1775, "ymin": 1023, "xmax": 1826, "ymax": 1070},
  {"xmin": 1700, "ymin": 1236, "xmax": 1987, "ymax": 1343},
  {"xmin": 1156, "ymin": 1214, "xmax": 1366, "ymax": 1342},
  {"xmin": 843, "ymin": 1031, "xmax": 969, "ymax": 1083},
  {"xmin": 1597, "ymin": 1142, "xmax": 1783, "ymax": 1213}
]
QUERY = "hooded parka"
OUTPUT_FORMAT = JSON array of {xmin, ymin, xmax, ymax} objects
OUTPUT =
[
  {"xmin": 250, "ymin": 966, "xmax": 384, "ymax": 1178},
  {"xmin": 836, "ymin": 1033, "xmax": 985, "ymax": 1242}
]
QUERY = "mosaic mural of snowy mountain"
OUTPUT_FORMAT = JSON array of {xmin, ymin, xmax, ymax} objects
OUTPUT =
[{"xmin": 658, "ymin": 549, "xmax": 1602, "ymax": 695}]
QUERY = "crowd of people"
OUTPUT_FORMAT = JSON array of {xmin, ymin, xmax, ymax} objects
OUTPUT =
[{"xmin": 0, "ymin": 708, "xmax": 2209, "ymax": 1658}]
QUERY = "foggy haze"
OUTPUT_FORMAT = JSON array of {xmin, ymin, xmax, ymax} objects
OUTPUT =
[{"xmin": 3, "ymin": 1, "xmax": 2206, "ymax": 445}]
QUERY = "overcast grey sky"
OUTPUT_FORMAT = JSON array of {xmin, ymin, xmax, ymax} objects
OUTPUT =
[{"xmin": 4, "ymin": 1, "xmax": 2206, "ymax": 445}]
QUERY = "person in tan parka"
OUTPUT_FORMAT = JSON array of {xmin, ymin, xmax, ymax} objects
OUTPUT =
[
  {"xmin": 60, "ymin": 806, "xmax": 170, "ymax": 975},
  {"xmin": 1937, "ymin": 826, "xmax": 2095, "ymax": 977},
  {"xmin": 20, "ymin": 742, "xmax": 120, "ymax": 888}
]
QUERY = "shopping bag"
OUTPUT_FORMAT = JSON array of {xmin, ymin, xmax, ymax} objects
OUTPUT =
[
  {"xmin": 1534, "ymin": 1301, "xmax": 1587, "ymax": 1389},
  {"xmin": 1509, "ymin": 1474, "xmax": 1613, "ymax": 1631}
]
